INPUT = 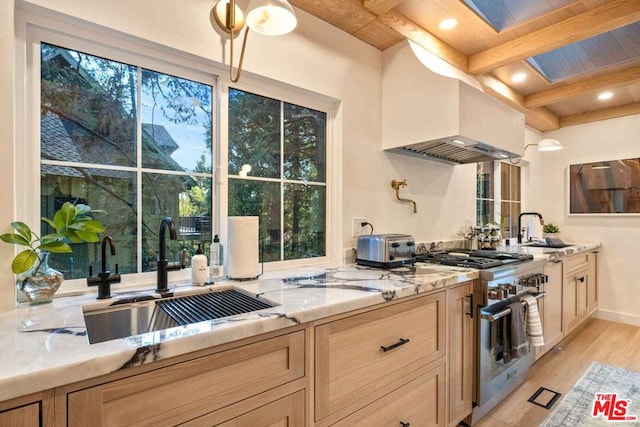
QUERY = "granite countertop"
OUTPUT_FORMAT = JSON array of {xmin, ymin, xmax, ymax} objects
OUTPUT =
[
  {"xmin": 0, "ymin": 264, "xmax": 478, "ymax": 402},
  {"xmin": 0, "ymin": 241, "xmax": 601, "ymax": 403}
]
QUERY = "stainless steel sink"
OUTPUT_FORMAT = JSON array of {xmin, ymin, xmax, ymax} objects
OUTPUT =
[{"xmin": 83, "ymin": 288, "xmax": 276, "ymax": 344}]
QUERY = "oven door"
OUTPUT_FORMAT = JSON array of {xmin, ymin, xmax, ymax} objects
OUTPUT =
[{"xmin": 475, "ymin": 293, "xmax": 544, "ymax": 408}]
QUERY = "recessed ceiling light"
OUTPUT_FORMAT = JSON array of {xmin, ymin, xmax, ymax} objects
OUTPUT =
[
  {"xmin": 511, "ymin": 72, "xmax": 527, "ymax": 83},
  {"xmin": 439, "ymin": 18, "xmax": 458, "ymax": 30},
  {"xmin": 598, "ymin": 91, "xmax": 613, "ymax": 101}
]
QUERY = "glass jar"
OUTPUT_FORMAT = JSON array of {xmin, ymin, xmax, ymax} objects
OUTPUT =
[{"xmin": 16, "ymin": 252, "xmax": 64, "ymax": 304}]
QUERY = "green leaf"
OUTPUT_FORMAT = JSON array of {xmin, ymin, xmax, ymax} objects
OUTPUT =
[
  {"xmin": 39, "ymin": 241, "xmax": 72, "ymax": 253},
  {"xmin": 74, "ymin": 230, "xmax": 100, "ymax": 242},
  {"xmin": 12, "ymin": 250, "xmax": 37, "ymax": 274},
  {"xmin": 69, "ymin": 220, "xmax": 105, "ymax": 233},
  {"xmin": 10, "ymin": 222, "xmax": 32, "ymax": 242},
  {"xmin": 41, "ymin": 217, "xmax": 56, "ymax": 229},
  {"xmin": 0, "ymin": 233, "xmax": 31, "ymax": 247},
  {"xmin": 52, "ymin": 202, "xmax": 76, "ymax": 232},
  {"xmin": 74, "ymin": 204, "xmax": 91, "ymax": 216},
  {"xmin": 40, "ymin": 233, "xmax": 65, "ymax": 242},
  {"xmin": 63, "ymin": 229, "xmax": 82, "ymax": 243}
]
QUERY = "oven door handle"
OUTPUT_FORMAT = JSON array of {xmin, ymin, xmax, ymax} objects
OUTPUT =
[{"xmin": 480, "ymin": 292, "xmax": 546, "ymax": 323}]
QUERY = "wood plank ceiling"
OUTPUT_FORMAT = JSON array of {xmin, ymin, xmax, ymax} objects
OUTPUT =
[{"xmin": 288, "ymin": 0, "xmax": 640, "ymax": 132}]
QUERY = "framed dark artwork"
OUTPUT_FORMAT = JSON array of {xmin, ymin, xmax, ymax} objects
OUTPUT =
[{"xmin": 569, "ymin": 158, "xmax": 640, "ymax": 214}]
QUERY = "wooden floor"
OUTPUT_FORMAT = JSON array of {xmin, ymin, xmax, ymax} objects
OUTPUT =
[{"xmin": 473, "ymin": 319, "xmax": 640, "ymax": 426}]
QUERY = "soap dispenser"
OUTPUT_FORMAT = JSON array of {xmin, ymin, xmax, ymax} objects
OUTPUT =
[{"xmin": 191, "ymin": 243, "xmax": 208, "ymax": 285}]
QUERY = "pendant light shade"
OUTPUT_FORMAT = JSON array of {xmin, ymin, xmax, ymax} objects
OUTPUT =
[
  {"xmin": 246, "ymin": 0, "xmax": 297, "ymax": 36},
  {"xmin": 537, "ymin": 138, "xmax": 563, "ymax": 151}
]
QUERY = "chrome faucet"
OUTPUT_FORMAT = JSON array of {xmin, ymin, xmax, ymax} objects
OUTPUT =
[
  {"xmin": 517, "ymin": 212, "xmax": 544, "ymax": 244},
  {"xmin": 87, "ymin": 236, "xmax": 121, "ymax": 299},
  {"xmin": 156, "ymin": 217, "xmax": 186, "ymax": 293}
]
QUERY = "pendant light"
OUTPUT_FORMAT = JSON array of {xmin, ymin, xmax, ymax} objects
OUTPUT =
[{"xmin": 212, "ymin": 0, "xmax": 297, "ymax": 82}]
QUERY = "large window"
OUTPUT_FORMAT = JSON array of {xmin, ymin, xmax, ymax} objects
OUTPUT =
[
  {"xmin": 40, "ymin": 43, "xmax": 213, "ymax": 278},
  {"xmin": 227, "ymin": 89, "xmax": 327, "ymax": 262},
  {"xmin": 476, "ymin": 161, "xmax": 521, "ymax": 238}
]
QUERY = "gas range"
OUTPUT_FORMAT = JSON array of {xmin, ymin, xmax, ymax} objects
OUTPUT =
[{"xmin": 415, "ymin": 249, "xmax": 534, "ymax": 270}]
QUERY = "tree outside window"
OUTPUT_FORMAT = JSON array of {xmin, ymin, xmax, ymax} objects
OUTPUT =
[
  {"xmin": 228, "ymin": 89, "xmax": 327, "ymax": 262},
  {"xmin": 40, "ymin": 43, "xmax": 213, "ymax": 278}
]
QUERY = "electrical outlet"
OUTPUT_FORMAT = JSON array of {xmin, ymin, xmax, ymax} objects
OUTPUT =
[{"xmin": 352, "ymin": 217, "xmax": 367, "ymax": 237}]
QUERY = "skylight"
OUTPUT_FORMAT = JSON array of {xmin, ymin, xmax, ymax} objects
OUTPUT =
[
  {"xmin": 462, "ymin": 0, "xmax": 574, "ymax": 32},
  {"xmin": 527, "ymin": 22, "xmax": 640, "ymax": 82}
]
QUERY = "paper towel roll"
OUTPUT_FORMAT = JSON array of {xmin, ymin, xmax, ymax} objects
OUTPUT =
[{"xmin": 227, "ymin": 216, "xmax": 260, "ymax": 279}]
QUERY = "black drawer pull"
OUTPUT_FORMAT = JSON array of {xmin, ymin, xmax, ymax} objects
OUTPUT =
[
  {"xmin": 466, "ymin": 293, "xmax": 474, "ymax": 318},
  {"xmin": 381, "ymin": 338, "xmax": 410, "ymax": 352},
  {"xmin": 400, "ymin": 422, "xmax": 411, "ymax": 427}
]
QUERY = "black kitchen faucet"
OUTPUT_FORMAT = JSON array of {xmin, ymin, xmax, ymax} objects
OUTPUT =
[
  {"xmin": 156, "ymin": 217, "xmax": 186, "ymax": 293},
  {"xmin": 517, "ymin": 212, "xmax": 544, "ymax": 244}
]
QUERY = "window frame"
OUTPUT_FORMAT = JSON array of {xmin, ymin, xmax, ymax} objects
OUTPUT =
[
  {"xmin": 219, "ymin": 79, "xmax": 338, "ymax": 272},
  {"xmin": 17, "ymin": 10, "xmax": 341, "ymax": 295},
  {"xmin": 476, "ymin": 161, "xmax": 522, "ymax": 239}
]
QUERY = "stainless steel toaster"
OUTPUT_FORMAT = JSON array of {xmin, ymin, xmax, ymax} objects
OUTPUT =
[{"xmin": 356, "ymin": 234, "xmax": 416, "ymax": 268}]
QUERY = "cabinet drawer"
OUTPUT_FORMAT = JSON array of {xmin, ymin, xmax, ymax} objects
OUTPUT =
[
  {"xmin": 216, "ymin": 390, "xmax": 305, "ymax": 427},
  {"xmin": 315, "ymin": 292, "xmax": 446, "ymax": 421},
  {"xmin": 67, "ymin": 331, "xmax": 305, "ymax": 426},
  {"xmin": 0, "ymin": 403, "xmax": 40, "ymax": 426},
  {"xmin": 565, "ymin": 253, "xmax": 589, "ymax": 273},
  {"xmin": 331, "ymin": 363, "xmax": 445, "ymax": 427}
]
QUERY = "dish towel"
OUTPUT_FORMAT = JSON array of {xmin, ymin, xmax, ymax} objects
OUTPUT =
[
  {"xmin": 508, "ymin": 302, "xmax": 530, "ymax": 359},
  {"xmin": 521, "ymin": 294, "xmax": 545, "ymax": 347}
]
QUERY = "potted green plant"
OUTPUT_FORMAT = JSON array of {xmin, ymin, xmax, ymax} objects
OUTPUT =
[
  {"xmin": 543, "ymin": 223, "xmax": 560, "ymax": 237},
  {"xmin": 0, "ymin": 202, "xmax": 105, "ymax": 304}
]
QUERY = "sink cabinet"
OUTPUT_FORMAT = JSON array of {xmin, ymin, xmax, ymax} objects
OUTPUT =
[{"xmin": 60, "ymin": 330, "xmax": 305, "ymax": 426}]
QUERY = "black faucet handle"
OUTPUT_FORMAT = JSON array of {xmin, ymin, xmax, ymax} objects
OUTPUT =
[
  {"xmin": 115, "ymin": 263, "xmax": 119, "ymax": 275},
  {"xmin": 89, "ymin": 265, "xmax": 93, "ymax": 277}
]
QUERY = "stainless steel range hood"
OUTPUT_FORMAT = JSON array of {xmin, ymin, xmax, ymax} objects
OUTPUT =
[
  {"xmin": 385, "ymin": 136, "xmax": 517, "ymax": 165},
  {"xmin": 382, "ymin": 41, "xmax": 525, "ymax": 165}
]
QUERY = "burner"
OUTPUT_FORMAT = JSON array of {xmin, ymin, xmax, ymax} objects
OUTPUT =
[{"xmin": 415, "ymin": 249, "xmax": 533, "ymax": 269}]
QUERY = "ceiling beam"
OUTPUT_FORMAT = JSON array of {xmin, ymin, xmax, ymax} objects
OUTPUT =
[
  {"xmin": 469, "ymin": 0, "xmax": 640, "ymax": 75},
  {"xmin": 526, "ymin": 67, "xmax": 640, "ymax": 108},
  {"xmin": 560, "ymin": 102, "xmax": 640, "ymax": 127},
  {"xmin": 363, "ymin": 0, "xmax": 405, "ymax": 16},
  {"xmin": 526, "ymin": 108, "xmax": 560, "ymax": 132},
  {"xmin": 378, "ymin": 10, "xmax": 468, "ymax": 71}
]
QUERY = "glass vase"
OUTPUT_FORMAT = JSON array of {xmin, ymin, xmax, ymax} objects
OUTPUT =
[{"xmin": 16, "ymin": 252, "xmax": 64, "ymax": 304}]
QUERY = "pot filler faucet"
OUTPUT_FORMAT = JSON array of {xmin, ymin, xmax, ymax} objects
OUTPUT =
[
  {"xmin": 517, "ymin": 212, "xmax": 544, "ymax": 244},
  {"xmin": 156, "ymin": 216, "xmax": 186, "ymax": 293}
]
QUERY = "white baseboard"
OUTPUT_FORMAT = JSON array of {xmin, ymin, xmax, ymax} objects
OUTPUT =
[{"xmin": 594, "ymin": 309, "xmax": 640, "ymax": 327}]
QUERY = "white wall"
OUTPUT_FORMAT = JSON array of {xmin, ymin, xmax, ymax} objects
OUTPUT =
[{"xmin": 537, "ymin": 114, "xmax": 640, "ymax": 325}]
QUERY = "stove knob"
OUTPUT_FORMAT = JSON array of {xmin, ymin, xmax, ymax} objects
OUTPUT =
[
  {"xmin": 391, "ymin": 242, "xmax": 400, "ymax": 248},
  {"xmin": 389, "ymin": 255, "xmax": 395, "ymax": 261}
]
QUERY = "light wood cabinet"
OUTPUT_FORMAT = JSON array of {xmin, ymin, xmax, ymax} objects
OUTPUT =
[
  {"xmin": 65, "ymin": 331, "xmax": 305, "ymax": 426},
  {"xmin": 535, "ymin": 260, "xmax": 564, "ymax": 359},
  {"xmin": 0, "ymin": 403, "xmax": 40, "ymax": 426},
  {"xmin": 215, "ymin": 390, "xmax": 305, "ymax": 427},
  {"xmin": 587, "ymin": 252, "xmax": 598, "ymax": 314},
  {"xmin": 446, "ymin": 282, "xmax": 474, "ymax": 426},
  {"xmin": 315, "ymin": 291, "xmax": 446, "ymax": 424},
  {"xmin": 563, "ymin": 252, "xmax": 597, "ymax": 336},
  {"xmin": 0, "ymin": 391, "xmax": 54, "ymax": 427},
  {"xmin": 331, "ymin": 363, "xmax": 445, "ymax": 427}
]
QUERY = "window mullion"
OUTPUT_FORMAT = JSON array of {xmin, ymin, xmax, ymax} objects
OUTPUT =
[
  {"xmin": 136, "ymin": 66, "xmax": 143, "ymax": 274},
  {"xmin": 280, "ymin": 101, "xmax": 285, "ymax": 262}
]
